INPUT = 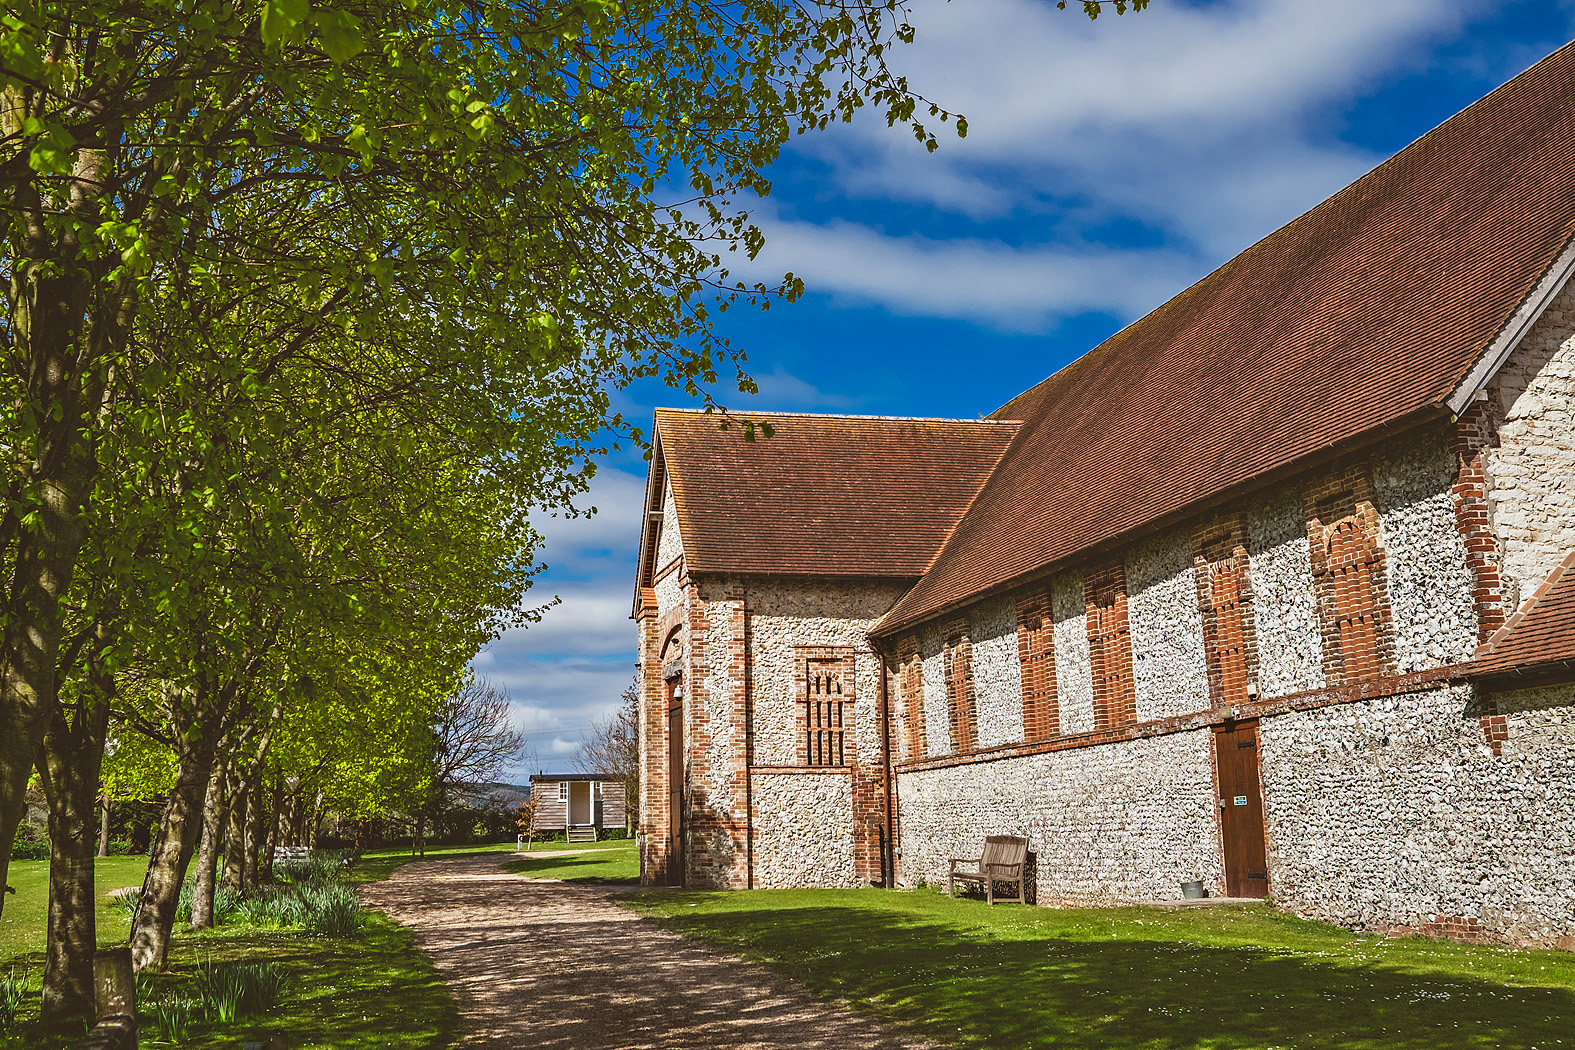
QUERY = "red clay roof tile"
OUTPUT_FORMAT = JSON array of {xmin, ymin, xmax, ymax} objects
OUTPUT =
[
  {"xmin": 655, "ymin": 409, "xmax": 1019, "ymax": 578},
  {"xmin": 875, "ymin": 41, "xmax": 1575, "ymax": 637},
  {"xmin": 1472, "ymin": 551, "xmax": 1575, "ymax": 683}
]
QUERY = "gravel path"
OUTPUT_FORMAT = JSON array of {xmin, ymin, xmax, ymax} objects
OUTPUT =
[{"xmin": 360, "ymin": 852, "xmax": 934, "ymax": 1050}]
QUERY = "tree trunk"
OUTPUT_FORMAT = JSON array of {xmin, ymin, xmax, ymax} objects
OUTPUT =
[
  {"xmin": 0, "ymin": 143, "xmax": 129, "ymax": 913},
  {"xmin": 34, "ymin": 694, "xmax": 110, "ymax": 1023},
  {"xmin": 220, "ymin": 772, "xmax": 248, "ymax": 896},
  {"xmin": 130, "ymin": 730, "xmax": 216, "ymax": 971},
  {"xmin": 262, "ymin": 775, "xmax": 281, "ymax": 881},
  {"xmin": 98, "ymin": 794, "xmax": 111, "ymax": 858},
  {"xmin": 189, "ymin": 760, "xmax": 227, "ymax": 929}
]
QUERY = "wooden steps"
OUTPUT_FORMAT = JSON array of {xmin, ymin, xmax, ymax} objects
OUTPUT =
[{"xmin": 566, "ymin": 826, "xmax": 598, "ymax": 843}]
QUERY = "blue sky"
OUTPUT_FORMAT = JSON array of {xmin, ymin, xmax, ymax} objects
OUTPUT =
[{"xmin": 477, "ymin": 0, "xmax": 1575, "ymax": 780}]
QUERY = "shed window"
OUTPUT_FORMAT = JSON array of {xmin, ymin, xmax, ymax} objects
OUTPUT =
[{"xmin": 557, "ymin": 782, "xmax": 567, "ymax": 802}]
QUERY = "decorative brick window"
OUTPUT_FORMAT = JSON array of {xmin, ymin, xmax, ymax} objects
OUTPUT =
[
  {"xmin": 795, "ymin": 647, "xmax": 855, "ymax": 766},
  {"xmin": 1085, "ymin": 561, "xmax": 1136, "ymax": 729},
  {"xmin": 1193, "ymin": 516, "xmax": 1260, "ymax": 708},
  {"xmin": 897, "ymin": 635, "xmax": 927, "ymax": 761},
  {"xmin": 1305, "ymin": 465, "xmax": 1396, "ymax": 684},
  {"xmin": 1015, "ymin": 591, "xmax": 1059, "ymax": 740},
  {"xmin": 943, "ymin": 621, "xmax": 977, "ymax": 752}
]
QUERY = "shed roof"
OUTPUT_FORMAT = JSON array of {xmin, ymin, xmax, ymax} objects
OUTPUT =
[
  {"xmin": 1471, "ymin": 551, "xmax": 1575, "ymax": 686},
  {"xmin": 528, "ymin": 773, "xmax": 618, "ymax": 783},
  {"xmin": 653, "ymin": 409, "xmax": 1019, "ymax": 578},
  {"xmin": 875, "ymin": 41, "xmax": 1575, "ymax": 636}
]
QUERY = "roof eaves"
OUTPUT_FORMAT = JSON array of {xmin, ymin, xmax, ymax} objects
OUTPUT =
[
  {"xmin": 629, "ymin": 421, "xmax": 669, "ymax": 620},
  {"xmin": 1473, "ymin": 548, "xmax": 1575, "ymax": 661},
  {"xmin": 870, "ymin": 403, "xmax": 1452, "ymax": 639},
  {"xmin": 1447, "ymin": 229, "xmax": 1575, "ymax": 415}
]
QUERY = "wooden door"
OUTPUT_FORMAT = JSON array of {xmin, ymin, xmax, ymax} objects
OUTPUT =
[
  {"xmin": 1214, "ymin": 720, "xmax": 1269, "ymax": 898},
  {"xmin": 666, "ymin": 681, "xmax": 685, "ymax": 886}
]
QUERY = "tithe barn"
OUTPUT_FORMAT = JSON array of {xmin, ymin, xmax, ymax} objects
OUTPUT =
[{"xmin": 631, "ymin": 41, "xmax": 1575, "ymax": 947}]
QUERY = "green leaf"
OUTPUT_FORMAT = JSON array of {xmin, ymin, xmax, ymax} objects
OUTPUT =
[
  {"xmin": 260, "ymin": 0, "xmax": 311, "ymax": 46},
  {"xmin": 313, "ymin": 9, "xmax": 365, "ymax": 64}
]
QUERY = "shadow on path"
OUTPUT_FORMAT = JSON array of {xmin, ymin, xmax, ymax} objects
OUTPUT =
[{"xmin": 361, "ymin": 853, "xmax": 932, "ymax": 1049}]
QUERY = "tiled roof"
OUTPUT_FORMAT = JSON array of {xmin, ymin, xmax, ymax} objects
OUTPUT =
[
  {"xmin": 655, "ymin": 409, "xmax": 1019, "ymax": 578},
  {"xmin": 875, "ymin": 41, "xmax": 1575, "ymax": 637},
  {"xmin": 1472, "ymin": 552, "xmax": 1575, "ymax": 684}
]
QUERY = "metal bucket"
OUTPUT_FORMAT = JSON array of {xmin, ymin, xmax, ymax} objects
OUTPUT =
[{"xmin": 1180, "ymin": 880, "xmax": 1207, "ymax": 899}]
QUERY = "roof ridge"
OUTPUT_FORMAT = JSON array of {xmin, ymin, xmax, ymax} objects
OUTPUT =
[{"xmin": 656, "ymin": 406, "xmax": 1023, "ymax": 425}]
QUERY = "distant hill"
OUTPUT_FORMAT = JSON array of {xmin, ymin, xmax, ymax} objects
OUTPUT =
[{"xmin": 453, "ymin": 782, "xmax": 531, "ymax": 810}]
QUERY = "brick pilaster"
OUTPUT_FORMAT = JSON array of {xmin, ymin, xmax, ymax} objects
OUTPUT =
[
  {"xmin": 1451, "ymin": 404, "xmax": 1509, "ymax": 641},
  {"xmin": 1193, "ymin": 514, "xmax": 1261, "ymax": 708},
  {"xmin": 1305, "ymin": 463, "xmax": 1396, "ymax": 684}
]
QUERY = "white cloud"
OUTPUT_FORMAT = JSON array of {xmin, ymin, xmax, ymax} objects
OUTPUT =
[
  {"xmin": 748, "ymin": 0, "xmax": 1513, "ymax": 328},
  {"xmin": 746, "ymin": 365, "xmax": 865, "ymax": 411},
  {"xmin": 744, "ymin": 213, "xmax": 1197, "ymax": 330},
  {"xmin": 530, "ymin": 466, "xmax": 647, "ymax": 574}
]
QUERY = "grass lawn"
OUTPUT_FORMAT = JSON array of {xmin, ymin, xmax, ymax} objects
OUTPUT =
[
  {"xmin": 502, "ymin": 839, "xmax": 638, "ymax": 884},
  {"xmin": 0, "ymin": 853, "xmax": 459, "ymax": 1050},
  {"xmin": 1, "ymin": 855, "xmax": 149, "ymax": 962},
  {"xmin": 623, "ymin": 887, "xmax": 1575, "ymax": 1050}
]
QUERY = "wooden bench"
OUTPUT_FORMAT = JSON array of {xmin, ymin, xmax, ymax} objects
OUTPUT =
[{"xmin": 949, "ymin": 835, "xmax": 1029, "ymax": 905}]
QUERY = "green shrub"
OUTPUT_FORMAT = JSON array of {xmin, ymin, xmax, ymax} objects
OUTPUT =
[
  {"xmin": 274, "ymin": 850, "xmax": 353, "ymax": 885},
  {"xmin": 115, "ymin": 888, "xmax": 142, "ymax": 924},
  {"xmin": 234, "ymin": 880, "xmax": 362, "ymax": 936},
  {"xmin": 0, "ymin": 967, "xmax": 29, "ymax": 1034},
  {"xmin": 148, "ymin": 997, "xmax": 198, "ymax": 1043},
  {"xmin": 9, "ymin": 825, "xmax": 49, "ymax": 861},
  {"xmin": 233, "ymin": 963, "xmax": 287, "ymax": 1015},
  {"xmin": 193, "ymin": 956, "xmax": 245, "ymax": 1024}
]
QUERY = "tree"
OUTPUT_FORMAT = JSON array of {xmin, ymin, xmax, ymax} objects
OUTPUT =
[
  {"xmin": 581, "ymin": 677, "xmax": 640, "ymax": 833},
  {"xmin": 413, "ymin": 678, "xmax": 525, "ymax": 855},
  {"xmin": 0, "ymin": 0, "xmax": 1151, "ymax": 913}
]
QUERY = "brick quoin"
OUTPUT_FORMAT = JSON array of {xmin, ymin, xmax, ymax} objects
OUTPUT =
[
  {"xmin": 943, "ymin": 620, "xmax": 977, "ymax": 752},
  {"xmin": 1085, "ymin": 561, "xmax": 1136, "ymax": 728},
  {"xmin": 1304, "ymin": 464, "xmax": 1397, "ymax": 685},
  {"xmin": 1015, "ymin": 591, "xmax": 1059, "ymax": 740},
  {"xmin": 1193, "ymin": 514, "xmax": 1262, "ymax": 708},
  {"xmin": 1451, "ymin": 404, "xmax": 1509, "ymax": 641},
  {"xmin": 898, "ymin": 635, "xmax": 927, "ymax": 760}
]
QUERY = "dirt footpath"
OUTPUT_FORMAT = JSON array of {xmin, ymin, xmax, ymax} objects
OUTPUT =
[{"xmin": 360, "ymin": 852, "xmax": 933, "ymax": 1050}]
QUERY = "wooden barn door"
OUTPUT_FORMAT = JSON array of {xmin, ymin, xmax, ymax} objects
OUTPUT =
[
  {"xmin": 1214, "ymin": 721, "xmax": 1269, "ymax": 898},
  {"xmin": 666, "ymin": 681, "xmax": 685, "ymax": 886}
]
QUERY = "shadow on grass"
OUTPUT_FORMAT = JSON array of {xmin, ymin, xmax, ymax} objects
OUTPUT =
[
  {"xmin": 628, "ymin": 896, "xmax": 1575, "ymax": 1050},
  {"xmin": 2, "ymin": 916, "xmax": 457, "ymax": 1050},
  {"xmin": 502, "ymin": 849, "xmax": 637, "ymax": 884}
]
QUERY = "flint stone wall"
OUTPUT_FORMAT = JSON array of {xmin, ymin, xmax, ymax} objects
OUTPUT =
[
  {"xmin": 741, "ymin": 578, "xmax": 906, "ymax": 767},
  {"xmin": 896, "ymin": 730, "xmax": 1225, "ymax": 901},
  {"xmin": 1486, "ymin": 279, "xmax": 1575, "ymax": 603},
  {"xmin": 1128, "ymin": 525, "xmax": 1209, "ymax": 719},
  {"xmin": 969, "ymin": 596, "xmax": 1024, "ymax": 747},
  {"xmin": 920, "ymin": 625, "xmax": 951, "ymax": 756},
  {"xmin": 1261, "ymin": 683, "xmax": 1575, "ymax": 946},
  {"xmin": 656, "ymin": 483, "xmax": 683, "ymax": 573},
  {"xmin": 1246, "ymin": 481, "xmax": 1326, "ymax": 695},
  {"xmin": 752, "ymin": 771, "xmax": 857, "ymax": 888},
  {"xmin": 1051, "ymin": 571, "xmax": 1093, "ymax": 735},
  {"xmin": 1371, "ymin": 427, "xmax": 1478, "ymax": 672}
]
